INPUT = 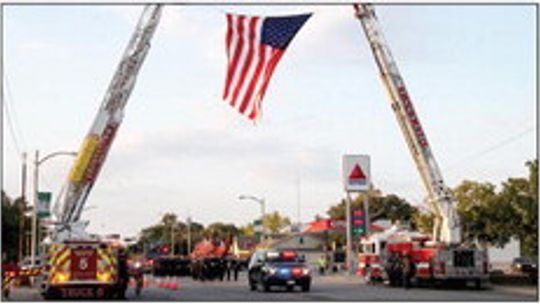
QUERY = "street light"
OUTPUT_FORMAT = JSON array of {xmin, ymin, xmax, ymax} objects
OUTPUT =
[
  {"xmin": 31, "ymin": 150, "xmax": 77, "ymax": 267},
  {"xmin": 239, "ymin": 195, "xmax": 266, "ymax": 238}
]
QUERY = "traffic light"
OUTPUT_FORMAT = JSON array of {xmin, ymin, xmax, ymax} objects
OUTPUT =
[{"xmin": 351, "ymin": 208, "xmax": 368, "ymax": 236}]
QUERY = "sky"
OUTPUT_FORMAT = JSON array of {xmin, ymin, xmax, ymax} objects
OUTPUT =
[{"xmin": 2, "ymin": 4, "xmax": 536, "ymax": 238}]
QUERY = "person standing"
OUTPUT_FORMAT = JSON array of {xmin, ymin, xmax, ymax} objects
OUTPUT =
[
  {"xmin": 232, "ymin": 259, "xmax": 240, "ymax": 281},
  {"xmin": 317, "ymin": 255, "xmax": 327, "ymax": 275},
  {"xmin": 225, "ymin": 258, "xmax": 231, "ymax": 281},
  {"xmin": 401, "ymin": 254, "xmax": 414, "ymax": 289}
]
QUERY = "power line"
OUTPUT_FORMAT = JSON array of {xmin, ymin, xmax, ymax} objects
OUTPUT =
[
  {"xmin": 4, "ymin": 75, "xmax": 27, "ymax": 150},
  {"xmin": 446, "ymin": 125, "xmax": 535, "ymax": 172},
  {"xmin": 3, "ymin": 85, "xmax": 23, "ymax": 158}
]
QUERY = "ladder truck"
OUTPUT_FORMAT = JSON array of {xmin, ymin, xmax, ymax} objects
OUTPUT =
[
  {"xmin": 40, "ymin": 5, "xmax": 162, "ymax": 299},
  {"xmin": 352, "ymin": 4, "xmax": 489, "ymax": 288}
]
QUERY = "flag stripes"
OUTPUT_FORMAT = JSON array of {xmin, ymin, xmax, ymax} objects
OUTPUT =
[{"xmin": 223, "ymin": 13, "xmax": 310, "ymax": 121}]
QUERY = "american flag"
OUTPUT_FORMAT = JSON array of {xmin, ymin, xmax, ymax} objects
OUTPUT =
[{"xmin": 223, "ymin": 13, "xmax": 311, "ymax": 121}]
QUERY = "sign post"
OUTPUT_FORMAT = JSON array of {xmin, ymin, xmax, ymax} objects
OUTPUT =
[{"xmin": 342, "ymin": 154, "xmax": 371, "ymax": 276}]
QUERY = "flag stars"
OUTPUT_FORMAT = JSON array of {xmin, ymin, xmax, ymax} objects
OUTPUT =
[{"xmin": 262, "ymin": 14, "xmax": 312, "ymax": 50}]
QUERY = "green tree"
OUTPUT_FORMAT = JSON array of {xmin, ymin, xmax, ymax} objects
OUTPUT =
[
  {"xmin": 411, "ymin": 210, "xmax": 434, "ymax": 235},
  {"xmin": 453, "ymin": 180, "xmax": 512, "ymax": 246},
  {"xmin": 239, "ymin": 224, "xmax": 255, "ymax": 236},
  {"xmin": 499, "ymin": 160, "xmax": 538, "ymax": 257},
  {"xmin": 2, "ymin": 191, "xmax": 21, "ymax": 262},
  {"xmin": 263, "ymin": 211, "xmax": 291, "ymax": 235},
  {"xmin": 453, "ymin": 160, "xmax": 538, "ymax": 255},
  {"xmin": 327, "ymin": 190, "xmax": 416, "ymax": 224},
  {"xmin": 138, "ymin": 213, "xmax": 205, "ymax": 255},
  {"xmin": 204, "ymin": 222, "xmax": 239, "ymax": 239}
]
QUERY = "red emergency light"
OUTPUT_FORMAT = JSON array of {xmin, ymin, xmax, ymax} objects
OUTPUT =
[
  {"xmin": 281, "ymin": 250, "xmax": 297, "ymax": 260},
  {"xmin": 292, "ymin": 267, "xmax": 303, "ymax": 277}
]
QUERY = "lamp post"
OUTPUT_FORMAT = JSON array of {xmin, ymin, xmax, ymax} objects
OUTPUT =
[
  {"xmin": 239, "ymin": 195, "xmax": 266, "ymax": 239},
  {"xmin": 31, "ymin": 150, "xmax": 77, "ymax": 267}
]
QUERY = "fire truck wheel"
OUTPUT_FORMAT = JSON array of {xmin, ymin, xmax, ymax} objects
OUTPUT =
[{"xmin": 3, "ymin": 287, "xmax": 10, "ymax": 299}]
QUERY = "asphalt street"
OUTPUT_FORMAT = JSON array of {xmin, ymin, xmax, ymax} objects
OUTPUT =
[{"xmin": 5, "ymin": 273, "xmax": 538, "ymax": 301}]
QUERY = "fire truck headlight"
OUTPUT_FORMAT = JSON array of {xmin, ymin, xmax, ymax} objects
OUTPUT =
[
  {"xmin": 97, "ymin": 272, "xmax": 112, "ymax": 283},
  {"xmin": 54, "ymin": 272, "xmax": 70, "ymax": 283}
]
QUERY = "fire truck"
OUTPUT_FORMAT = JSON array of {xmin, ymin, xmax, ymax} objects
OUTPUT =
[
  {"xmin": 352, "ymin": 4, "xmax": 489, "ymax": 288},
  {"xmin": 39, "ymin": 5, "xmax": 162, "ymax": 299}
]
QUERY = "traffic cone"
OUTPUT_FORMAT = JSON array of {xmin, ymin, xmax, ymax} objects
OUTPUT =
[
  {"xmin": 169, "ymin": 279, "xmax": 179, "ymax": 290},
  {"xmin": 163, "ymin": 276, "xmax": 172, "ymax": 289}
]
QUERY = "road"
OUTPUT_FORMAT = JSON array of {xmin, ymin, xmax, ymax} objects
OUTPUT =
[{"xmin": 5, "ymin": 273, "xmax": 537, "ymax": 301}]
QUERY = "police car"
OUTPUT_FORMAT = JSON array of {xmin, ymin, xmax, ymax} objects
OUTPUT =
[{"xmin": 248, "ymin": 250, "xmax": 311, "ymax": 292}]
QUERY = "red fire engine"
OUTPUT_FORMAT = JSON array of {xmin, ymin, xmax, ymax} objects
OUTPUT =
[{"xmin": 352, "ymin": 3, "xmax": 489, "ymax": 288}]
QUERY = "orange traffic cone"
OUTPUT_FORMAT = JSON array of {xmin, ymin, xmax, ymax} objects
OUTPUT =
[{"xmin": 165, "ymin": 277, "xmax": 174, "ymax": 289}]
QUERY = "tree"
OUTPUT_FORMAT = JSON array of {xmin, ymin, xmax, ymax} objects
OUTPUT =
[
  {"xmin": 453, "ymin": 180, "xmax": 512, "ymax": 246},
  {"xmin": 452, "ymin": 160, "xmax": 538, "ymax": 255},
  {"xmin": 411, "ymin": 210, "xmax": 434, "ymax": 235},
  {"xmin": 263, "ymin": 211, "xmax": 291, "ymax": 235},
  {"xmin": 499, "ymin": 160, "xmax": 538, "ymax": 257},
  {"xmin": 138, "ymin": 213, "xmax": 205, "ymax": 255},
  {"xmin": 204, "ymin": 222, "xmax": 239, "ymax": 239},
  {"xmin": 2, "ymin": 191, "xmax": 21, "ymax": 262},
  {"xmin": 326, "ymin": 190, "xmax": 416, "ymax": 225},
  {"xmin": 239, "ymin": 224, "xmax": 256, "ymax": 237}
]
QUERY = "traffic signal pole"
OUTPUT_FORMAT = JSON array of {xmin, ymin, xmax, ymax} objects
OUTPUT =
[
  {"xmin": 345, "ymin": 192, "xmax": 354, "ymax": 275},
  {"xmin": 364, "ymin": 194, "xmax": 370, "ymax": 236}
]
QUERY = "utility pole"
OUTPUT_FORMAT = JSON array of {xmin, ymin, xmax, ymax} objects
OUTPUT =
[
  {"xmin": 18, "ymin": 152, "xmax": 27, "ymax": 262},
  {"xmin": 187, "ymin": 216, "xmax": 192, "ymax": 255},
  {"xmin": 30, "ymin": 150, "xmax": 39, "ymax": 267},
  {"xmin": 170, "ymin": 220, "xmax": 175, "ymax": 256},
  {"xmin": 345, "ymin": 193, "xmax": 353, "ymax": 275},
  {"xmin": 296, "ymin": 169, "xmax": 301, "ymax": 230}
]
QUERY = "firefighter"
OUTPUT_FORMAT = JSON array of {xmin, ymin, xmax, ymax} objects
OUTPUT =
[
  {"xmin": 224, "ymin": 257, "xmax": 231, "ymax": 281},
  {"xmin": 401, "ymin": 254, "xmax": 414, "ymax": 289},
  {"xmin": 116, "ymin": 249, "xmax": 129, "ymax": 299},
  {"xmin": 386, "ymin": 252, "xmax": 402, "ymax": 286},
  {"xmin": 232, "ymin": 258, "xmax": 240, "ymax": 281},
  {"xmin": 317, "ymin": 255, "xmax": 328, "ymax": 275}
]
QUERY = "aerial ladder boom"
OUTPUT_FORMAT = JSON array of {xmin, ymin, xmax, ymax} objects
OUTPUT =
[
  {"xmin": 353, "ymin": 4, "xmax": 460, "ymax": 244},
  {"xmin": 55, "ymin": 5, "xmax": 162, "ymax": 235}
]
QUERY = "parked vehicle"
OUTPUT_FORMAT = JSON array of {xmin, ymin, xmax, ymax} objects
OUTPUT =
[
  {"xmin": 248, "ymin": 250, "xmax": 311, "ymax": 292},
  {"xmin": 512, "ymin": 257, "xmax": 538, "ymax": 277}
]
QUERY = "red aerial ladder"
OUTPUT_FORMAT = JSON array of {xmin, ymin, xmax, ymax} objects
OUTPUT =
[
  {"xmin": 40, "ymin": 5, "xmax": 163, "ymax": 299},
  {"xmin": 352, "ymin": 4, "xmax": 489, "ymax": 288}
]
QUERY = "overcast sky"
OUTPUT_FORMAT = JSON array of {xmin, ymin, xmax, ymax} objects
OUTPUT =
[{"xmin": 2, "ymin": 4, "xmax": 536, "ymax": 238}]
